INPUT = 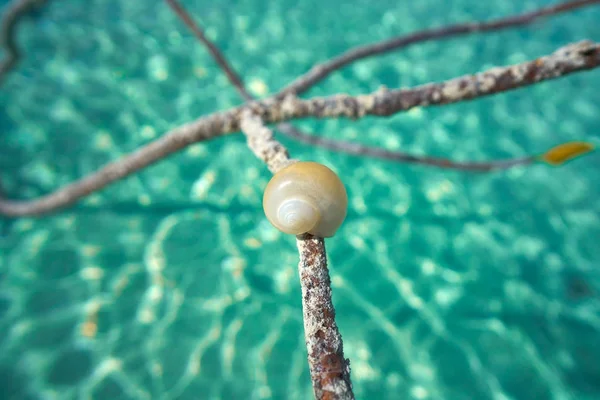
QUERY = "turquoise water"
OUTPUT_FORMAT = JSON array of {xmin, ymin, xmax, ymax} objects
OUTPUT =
[{"xmin": 1, "ymin": 0, "xmax": 599, "ymax": 399}]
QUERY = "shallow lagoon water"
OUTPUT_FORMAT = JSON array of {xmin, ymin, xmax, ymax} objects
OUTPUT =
[{"xmin": 1, "ymin": 0, "xmax": 600, "ymax": 399}]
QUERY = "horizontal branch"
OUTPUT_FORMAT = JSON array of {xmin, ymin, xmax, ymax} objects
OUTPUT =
[
  {"xmin": 279, "ymin": 0, "xmax": 600, "ymax": 97},
  {"xmin": 269, "ymin": 40, "xmax": 600, "ymax": 119},
  {"xmin": 1, "ymin": 40, "xmax": 599, "ymax": 217},
  {"xmin": 168, "ymin": 0, "xmax": 588, "ymax": 175},
  {"xmin": 279, "ymin": 124, "xmax": 536, "ymax": 171}
]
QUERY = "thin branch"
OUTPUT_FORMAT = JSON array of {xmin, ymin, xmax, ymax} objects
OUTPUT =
[
  {"xmin": 1, "ymin": 40, "xmax": 599, "ymax": 217},
  {"xmin": 279, "ymin": 0, "xmax": 600, "ymax": 97},
  {"xmin": 0, "ymin": 0, "xmax": 48, "ymax": 84},
  {"xmin": 240, "ymin": 110, "xmax": 354, "ymax": 399},
  {"xmin": 169, "ymin": 1, "xmax": 355, "ymax": 394},
  {"xmin": 0, "ymin": 112, "xmax": 233, "ymax": 217},
  {"xmin": 0, "ymin": 3, "xmax": 596, "ymax": 399},
  {"xmin": 280, "ymin": 126, "xmax": 536, "ymax": 172},
  {"xmin": 166, "ymin": 0, "xmax": 580, "ymax": 172},
  {"xmin": 164, "ymin": 0, "xmax": 252, "ymax": 101}
]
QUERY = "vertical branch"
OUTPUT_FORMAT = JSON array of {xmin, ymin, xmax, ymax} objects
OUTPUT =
[
  {"xmin": 239, "ymin": 110, "xmax": 354, "ymax": 399},
  {"xmin": 297, "ymin": 236, "xmax": 354, "ymax": 400},
  {"xmin": 0, "ymin": 0, "xmax": 49, "ymax": 83},
  {"xmin": 166, "ymin": 3, "xmax": 356, "ymax": 396}
]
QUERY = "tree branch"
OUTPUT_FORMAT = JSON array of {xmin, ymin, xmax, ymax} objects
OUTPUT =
[
  {"xmin": 296, "ymin": 235, "xmax": 354, "ymax": 400},
  {"xmin": 276, "ymin": 41, "xmax": 600, "ymax": 119},
  {"xmin": 239, "ymin": 109, "xmax": 294, "ymax": 173},
  {"xmin": 167, "ymin": 0, "xmax": 599, "ymax": 171},
  {"xmin": 0, "ymin": 112, "xmax": 233, "ymax": 216},
  {"xmin": 168, "ymin": 1, "xmax": 356, "ymax": 394},
  {"xmin": 1, "ymin": 2, "xmax": 597, "ymax": 399},
  {"xmin": 279, "ymin": 127, "xmax": 536, "ymax": 172},
  {"xmin": 164, "ymin": 0, "xmax": 253, "ymax": 102},
  {"xmin": 239, "ymin": 110, "xmax": 354, "ymax": 399},
  {"xmin": 0, "ymin": 0, "xmax": 48, "ymax": 84},
  {"xmin": 279, "ymin": 0, "xmax": 600, "ymax": 97},
  {"xmin": 1, "ymin": 40, "xmax": 599, "ymax": 217}
]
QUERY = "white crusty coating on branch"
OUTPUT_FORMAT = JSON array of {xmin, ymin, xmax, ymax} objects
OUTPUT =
[
  {"xmin": 240, "ymin": 111, "xmax": 354, "ymax": 399},
  {"xmin": 1, "ymin": 41, "xmax": 599, "ymax": 217},
  {"xmin": 296, "ymin": 236, "xmax": 354, "ymax": 400},
  {"xmin": 239, "ymin": 110, "xmax": 295, "ymax": 173}
]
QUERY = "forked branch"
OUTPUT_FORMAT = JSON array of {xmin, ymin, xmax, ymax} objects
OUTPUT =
[
  {"xmin": 280, "ymin": 0, "xmax": 600, "ymax": 97},
  {"xmin": 240, "ymin": 110, "xmax": 354, "ymax": 399},
  {"xmin": 167, "ymin": 0, "xmax": 599, "ymax": 171},
  {"xmin": 1, "ymin": 40, "xmax": 599, "ymax": 217},
  {"xmin": 165, "ymin": 5, "xmax": 598, "ymax": 397},
  {"xmin": 2, "ymin": 2, "xmax": 599, "ymax": 400}
]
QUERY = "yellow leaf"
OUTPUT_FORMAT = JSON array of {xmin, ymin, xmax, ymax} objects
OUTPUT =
[{"xmin": 540, "ymin": 141, "xmax": 595, "ymax": 166}]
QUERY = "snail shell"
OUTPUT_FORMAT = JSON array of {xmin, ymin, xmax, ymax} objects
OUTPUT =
[{"xmin": 262, "ymin": 161, "xmax": 348, "ymax": 238}]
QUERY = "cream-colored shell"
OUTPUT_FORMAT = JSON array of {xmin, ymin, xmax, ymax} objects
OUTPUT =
[{"xmin": 262, "ymin": 161, "xmax": 348, "ymax": 238}]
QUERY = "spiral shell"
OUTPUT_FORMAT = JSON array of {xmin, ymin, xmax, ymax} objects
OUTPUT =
[{"xmin": 262, "ymin": 161, "xmax": 348, "ymax": 238}]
